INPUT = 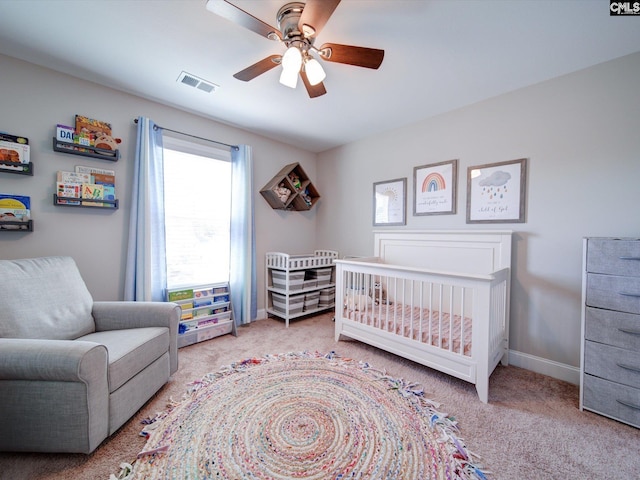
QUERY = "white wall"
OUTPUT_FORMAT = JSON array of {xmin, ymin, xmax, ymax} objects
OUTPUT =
[
  {"xmin": 0, "ymin": 54, "xmax": 318, "ymax": 309},
  {"xmin": 316, "ymin": 52, "xmax": 640, "ymax": 382}
]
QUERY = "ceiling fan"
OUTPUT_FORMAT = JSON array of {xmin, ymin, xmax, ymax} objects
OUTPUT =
[{"xmin": 205, "ymin": 0, "xmax": 384, "ymax": 98}]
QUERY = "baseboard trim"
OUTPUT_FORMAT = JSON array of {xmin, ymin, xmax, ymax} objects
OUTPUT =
[{"xmin": 508, "ymin": 349, "xmax": 580, "ymax": 385}]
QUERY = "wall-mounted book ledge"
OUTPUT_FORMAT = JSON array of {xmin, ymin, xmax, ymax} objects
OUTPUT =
[
  {"xmin": 0, "ymin": 160, "xmax": 33, "ymax": 176},
  {"xmin": 0, "ymin": 219, "xmax": 33, "ymax": 231},
  {"xmin": 53, "ymin": 194, "xmax": 119, "ymax": 210},
  {"xmin": 52, "ymin": 138, "xmax": 120, "ymax": 161}
]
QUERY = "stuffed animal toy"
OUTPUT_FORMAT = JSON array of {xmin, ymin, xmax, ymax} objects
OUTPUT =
[
  {"xmin": 273, "ymin": 183, "xmax": 291, "ymax": 202},
  {"xmin": 288, "ymin": 173, "xmax": 302, "ymax": 190},
  {"xmin": 344, "ymin": 293, "xmax": 373, "ymax": 311},
  {"xmin": 94, "ymin": 134, "xmax": 122, "ymax": 152},
  {"xmin": 369, "ymin": 279, "xmax": 392, "ymax": 305}
]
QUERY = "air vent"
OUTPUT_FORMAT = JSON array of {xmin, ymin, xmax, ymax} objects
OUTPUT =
[{"xmin": 177, "ymin": 71, "xmax": 219, "ymax": 93}]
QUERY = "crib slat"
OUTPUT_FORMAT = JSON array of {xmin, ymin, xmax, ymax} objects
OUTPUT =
[
  {"xmin": 460, "ymin": 287, "xmax": 466, "ymax": 355},
  {"xmin": 438, "ymin": 283, "xmax": 443, "ymax": 349}
]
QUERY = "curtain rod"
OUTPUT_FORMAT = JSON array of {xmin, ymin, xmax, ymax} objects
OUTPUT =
[{"xmin": 133, "ymin": 118, "xmax": 238, "ymax": 150}]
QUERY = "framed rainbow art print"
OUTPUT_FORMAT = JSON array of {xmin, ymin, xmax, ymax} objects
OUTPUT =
[{"xmin": 413, "ymin": 159, "xmax": 458, "ymax": 216}]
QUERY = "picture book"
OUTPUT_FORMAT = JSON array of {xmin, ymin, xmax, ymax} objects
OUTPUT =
[
  {"xmin": 0, "ymin": 140, "xmax": 30, "ymax": 164},
  {"xmin": 56, "ymin": 182, "xmax": 82, "ymax": 205},
  {"xmin": 167, "ymin": 289, "xmax": 194, "ymax": 301},
  {"xmin": 57, "ymin": 170, "xmax": 91, "ymax": 184},
  {"xmin": 81, "ymin": 183, "xmax": 104, "ymax": 206},
  {"xmin": 0, "ymin": 132, "xmax": 28, "ymax": 145},
  {"xmin": 93, "ymin": 173, "xmax": 115, "ymax": 186},
  {"xmin": 0, "ymin": 194, "xmax": 31, "ymax": 221},
  {"xmin": 75, "ymin": 115, "xmax": 112, "ymax": 137},
  {"xmin": 75, "ymin": 165, "xmax": 115, "ymax": 177},
  {"xmin": 0, "ymin": 194, "xmax": 30, "ymax": 210},
  {"xmin": 102, "ymin": 186, "xmax": 116, "ymax": 202}
]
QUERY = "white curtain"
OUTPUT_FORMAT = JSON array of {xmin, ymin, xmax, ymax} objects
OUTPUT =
[
  {"xmin": 124, "ymin": 116, "xmax": 167, "ymax": 301},
  {"xmin": 230, "ymin": 145, "xmax": 257, "ymax": 325}
]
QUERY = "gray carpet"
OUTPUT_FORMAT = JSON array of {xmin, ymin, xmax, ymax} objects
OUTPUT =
[{"xmin": 0, "ymin": 312, "xmax": 638, "ymax": 479}]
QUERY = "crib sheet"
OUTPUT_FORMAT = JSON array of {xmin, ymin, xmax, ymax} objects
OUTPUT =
[{"xmin": 345, "ymin": 303, "xmax": 472, "ymax": 356}]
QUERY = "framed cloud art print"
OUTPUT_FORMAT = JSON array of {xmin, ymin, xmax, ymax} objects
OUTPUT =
[
  {"xmin": 466, "ymin": 158, "xmax": 527, "ymax": 223},
  {"xmin": 373, "ymin": 178, "xmax": 406, "ymax": 226},
  {"xmin": 413, "ymin": 159, "xmax": 458, "ymax": 215}
]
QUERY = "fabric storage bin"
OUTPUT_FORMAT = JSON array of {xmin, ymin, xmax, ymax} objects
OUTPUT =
[
  {"xmin": 304, "ymin": 291, "xmax": 320, "ymax": 311},
  {"xmin": 272, "ymin": 270, "xmax": 305, "ymax": 290},
  {"xmin": 272, "ymin": 292, "xmax": 305, "ymax": 314},
  {"xmin": 303, "ymin": 279, "xmax": 317, "ymax": 289},
  {"xmin": 319, "ymin": 287, "xmax": 336, "ymax": 307},
  {"xmin": 308, "ymin": 268, "xmax": 332, "ymax": 286}
]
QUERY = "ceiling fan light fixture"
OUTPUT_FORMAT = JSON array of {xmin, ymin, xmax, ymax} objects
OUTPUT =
[
  {"xmin": 304, "ymin": 57, "xmax": 326, "ymax": 86},
  {"xmin": 207, "ymin": 0, "xmax": 385, "ymax": 98}
]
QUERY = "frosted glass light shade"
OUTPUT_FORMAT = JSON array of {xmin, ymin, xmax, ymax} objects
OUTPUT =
[
  {"xmin": 280, "ymin": 68, "xmax": 299, "ymax": 88},
  {"xmin": 279, "ymin": 46, "xmax": 302, "ymax": 88},
  {"xmin": 305, "ymin": 58, "xmax": 326, "ymax": 85}
]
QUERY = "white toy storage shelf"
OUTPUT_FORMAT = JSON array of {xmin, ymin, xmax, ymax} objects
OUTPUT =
[{"xmin": 266, "ymin": 250, "xmax": 338, "ymax": 327}]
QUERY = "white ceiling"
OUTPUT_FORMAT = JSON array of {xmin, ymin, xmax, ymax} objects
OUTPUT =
[{"xmin": 1, "ymin": 0, "xmax": 639, "ymax": 153}]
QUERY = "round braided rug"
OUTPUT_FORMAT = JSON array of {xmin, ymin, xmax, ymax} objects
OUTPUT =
[{"xmin": 114, "ymin": 352, "xmax": 488, "ymax": 480}]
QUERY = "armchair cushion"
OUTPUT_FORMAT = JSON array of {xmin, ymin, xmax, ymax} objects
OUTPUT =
[
  {"xmin": 78, "ymin": 327, "xmax": 169, "ymax": 392},
  {"xmin": 0, "ymin": 256, "xmax": 95, "ymax": 340}
]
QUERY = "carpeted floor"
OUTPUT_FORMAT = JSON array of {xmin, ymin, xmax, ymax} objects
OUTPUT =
[{"xmin": 0, "ymin": 312, "xmax": 639, "ymax": 479}]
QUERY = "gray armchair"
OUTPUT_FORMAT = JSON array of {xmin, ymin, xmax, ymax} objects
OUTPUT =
[{"xmin": 0, "ymin": 256, "xmax": 180, "ymax": 453}]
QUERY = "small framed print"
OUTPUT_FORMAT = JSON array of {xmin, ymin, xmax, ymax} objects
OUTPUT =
[
  {"xmin": 373, "ymin": 178, "xmax": 407, "ymax": 226},
  {"xmin": 413, "ymin": 159, "xmax": 458, "ymax": 216},
  {"xmin": 466, "ymin": 158, "xmax": 527, "ymax": 223}
]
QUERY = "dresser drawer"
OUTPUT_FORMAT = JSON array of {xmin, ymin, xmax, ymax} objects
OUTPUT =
[
  {"xmin": 586, "ymin": 273, "xmax": 640, "ymax": 315},
  {"xmin": 585, "ymin": 307, "xmax": 640, "ymax": 351},
  {"xmin": 584, "ymin": 341, "xmax": 640, "ymax": 389},
  {"xmin": 583, "ymin": 374, "xmax": 640, "ymax": 428},
  {"xmin": 586, "ymin": 238, "xmax": 640, "ymax": 276}
]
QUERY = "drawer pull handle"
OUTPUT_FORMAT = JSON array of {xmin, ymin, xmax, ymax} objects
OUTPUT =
[
  {"xmin": 616, "ymin": 362, "xmax": 640, "ymax": 374},
  {"xmin": 616, "ymin": 399, "xmax": 640, "ymax": 411},
  {"xmin": 618, "ymin": 292, "xmax": 640, "ymax": 298},
  {"xmin": 619, "ymin": 328, "xmax": 640, "ymax": 336},
  {"xmin": 619, "ymin": 256, "xmax": 640, "ymax": 261}
]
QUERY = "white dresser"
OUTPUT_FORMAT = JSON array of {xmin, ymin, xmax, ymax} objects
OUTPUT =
[{"xmin": 580, "ymin": 237, "xmax": 640, "ymax": 428}]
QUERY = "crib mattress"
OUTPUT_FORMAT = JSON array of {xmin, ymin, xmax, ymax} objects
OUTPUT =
[{"xmin": 344, "ymin": 304, "xmax": 472, "ymax": 356}]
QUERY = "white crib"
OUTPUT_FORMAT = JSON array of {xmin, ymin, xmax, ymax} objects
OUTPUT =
[{"xmin": 334, "ymin": 230, "xmax": 512, "ymax": 403}]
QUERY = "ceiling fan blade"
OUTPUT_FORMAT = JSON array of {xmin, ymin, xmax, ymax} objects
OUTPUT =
[
  {"xmin": 206, "ymin": 0, "xmax": 282, "ymax": 41},
  {"xmin": 300, "ymin": 70, "xmax": 327, "ymax": 98},
  {"xmin": 298, "ymin": 0, "xmax": 341, "ymax": 38},
  {"xmin": 233, "ymin": 55, "xmax": 282, "ymax": 81},
  {"xmin": 318, "ymin": 43, "xmax": 384, "ymax": 69}
]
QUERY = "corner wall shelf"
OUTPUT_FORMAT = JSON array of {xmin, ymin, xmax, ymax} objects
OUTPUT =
[
  {"xmin": 0, "ymin": 219, "xmax": 33, "ymax": 231},
  {"xmin": 260, "ymin": 162, "xmax": 320, "ymax": 211},
  {"xmin": 52, "ymin": 138, "xmax": 120, "ymax": 161},
  {"xmin": 53, "ymin": 194, "xmax": 119, "ymax": 210},
  {"xmin": 0, "ymin": 161, "xmax": 33, "ymax": 176}
]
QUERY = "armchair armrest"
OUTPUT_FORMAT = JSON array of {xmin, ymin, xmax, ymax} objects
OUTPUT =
[
  {"xmin": 0, "ymin": 338, "xmax": 109, "ymax": 454},
  {"xmin": 92, "ymin": 301, "xmax": 180, "ymax": 331},
  {"xmin": 0, "ymin": 338, "xmax": 107, "ymax": 381}
]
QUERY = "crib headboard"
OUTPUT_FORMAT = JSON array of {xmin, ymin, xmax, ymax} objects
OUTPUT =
[{"xmin": 373, "ymin": 230, "xmax": 512, "ymax": 275}]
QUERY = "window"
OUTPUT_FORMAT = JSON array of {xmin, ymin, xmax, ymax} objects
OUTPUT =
[{"xmin": 162, "ymin": 136, "xmax": 231, "ymax": 288}]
